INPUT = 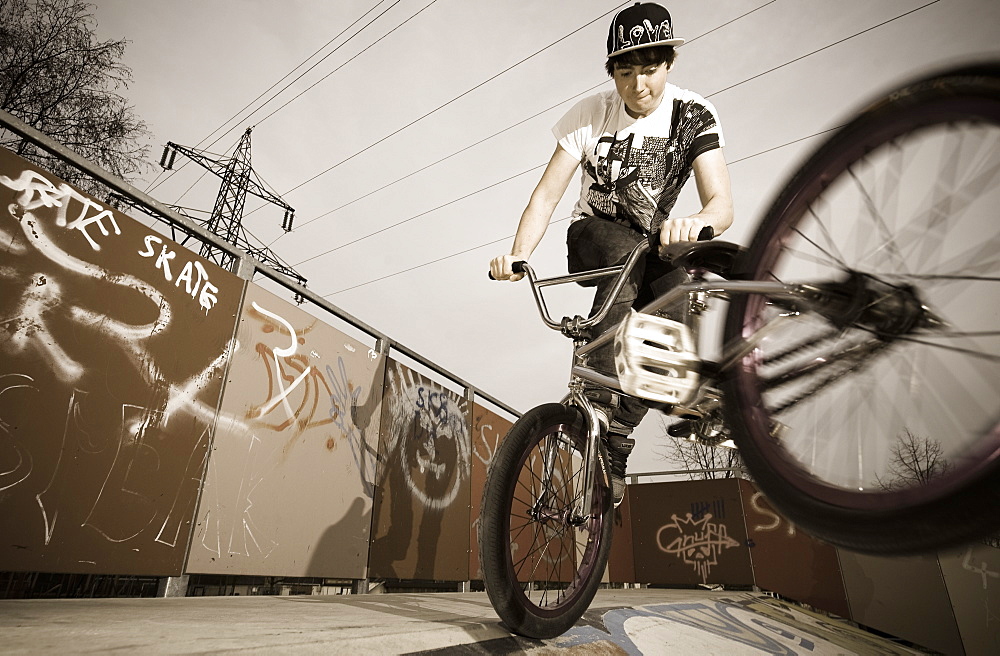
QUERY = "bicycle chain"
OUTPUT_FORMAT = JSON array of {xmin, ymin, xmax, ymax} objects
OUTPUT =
[
  {"xmin": 768, "ymin": 339, "xmax": 892, "ymax": 416},
  {"xmin": 763, "ymin": 326, "xmax": 843, "ymax": 368}
]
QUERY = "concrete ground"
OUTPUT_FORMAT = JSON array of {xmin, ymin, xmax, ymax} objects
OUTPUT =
[{"xmin": 0, "ymin": 588, "xmax": 925, "ymax": 655}]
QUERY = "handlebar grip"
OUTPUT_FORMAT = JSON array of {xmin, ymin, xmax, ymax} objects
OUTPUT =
[
  {"xmin": 488, "ymin": 261, "xmax": 528, "ymax": 280},
  {"xmin": 649, "ymin": 224, "xmax": 716, "ymax": 251}
]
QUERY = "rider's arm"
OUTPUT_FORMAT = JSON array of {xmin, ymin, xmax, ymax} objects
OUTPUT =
[
  {"xmin": 659, "ymin": 148, "xmax": 734, "ymax": 245},
  {"xmin": 491, "ymin": 144, "xmax": 579, "ymax": 281}
]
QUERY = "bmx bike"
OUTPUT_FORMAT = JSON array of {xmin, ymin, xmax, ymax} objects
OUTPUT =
[{"xmin": 478, "ymin": 62, "xmax": 1000, "ymax": 639}]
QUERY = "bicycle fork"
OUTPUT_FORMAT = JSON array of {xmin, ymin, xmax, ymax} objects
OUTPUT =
[{"xmin": 531, "ymin": 399, "xmax": 602, "ymax": 527}]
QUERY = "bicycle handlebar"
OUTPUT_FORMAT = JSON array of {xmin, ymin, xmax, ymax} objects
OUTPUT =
[
  {"xmin": 489, "ymin": 226, "xmax": 713, "ymax": 281},
  {"xmin": 490, "ymin": 225, "xmax": 715, "ymax": 333}
]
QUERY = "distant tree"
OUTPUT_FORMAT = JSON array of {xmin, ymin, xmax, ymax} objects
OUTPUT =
[
  {"xmin": 0, "ymin": 0, "xmax": 150, "ymax": 193},
  {"xmin": 655, "ymin": 416, "xmax": 746, "ymax": 480},
  {"xmin": 876, "ymin": 429, "xmax": 951, "ymax": 491}
]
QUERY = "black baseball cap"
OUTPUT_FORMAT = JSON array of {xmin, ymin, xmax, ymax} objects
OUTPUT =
[{"xmin": 607, "ymin": 2, "xmax": 685, "ymax": 58}]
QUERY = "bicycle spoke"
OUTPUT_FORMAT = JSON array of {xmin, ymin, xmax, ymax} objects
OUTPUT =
[
  {"xmin": 847, "ymin": 166, "xmax": 909, "ymax": 273},
  {"xmin": 895, "ymin": 335, "xmax": 1000, "ymax": 362}
]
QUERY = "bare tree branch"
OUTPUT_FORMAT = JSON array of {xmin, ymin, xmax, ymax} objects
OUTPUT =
[
  {"xmin": 0, "ymin": 0, "xmax": 151, "ymax": 194},
  {"xmin": 877, "ymin": 429, "xmax": 952, "ymax": 491},
  {"xmin": 654, "ymin": 416, "xmax": 746, "ymax": 480}
]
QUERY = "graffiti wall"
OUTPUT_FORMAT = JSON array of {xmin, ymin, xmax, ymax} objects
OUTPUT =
[
  {"xmin": 937, "ymin": 542, "xmax": 1000, "ymax": 655},
  {"xmin": 186, "ymin": 285, "xmax": 385, "ymax": 578},
  {"xmin": 468, "ymin": 402, "xmax": 513, "ymax": 581},
  {"xmin": 0, "ymin": 147, "xmax": 244, "ymax": 575},
  {"xmin": 738, "ymin": 480, "xmax": 849, "ymax": 618},
  {"xmin": 629, "ymin": 479, "xmax": 753, "ymax": 586},
  {"xmin": 369, "ymin": 360, "xmax": 471, "ymax": 581}
]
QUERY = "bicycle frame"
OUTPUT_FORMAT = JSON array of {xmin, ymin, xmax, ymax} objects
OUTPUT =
[{"xmin": 515, "ymin": 238, "xmax": 872, "ymax": 522}]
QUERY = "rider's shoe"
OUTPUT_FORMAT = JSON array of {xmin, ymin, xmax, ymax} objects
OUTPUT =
[{"xmin": 606, "ymin": 432, "xmax": 635, "ymax": 508}]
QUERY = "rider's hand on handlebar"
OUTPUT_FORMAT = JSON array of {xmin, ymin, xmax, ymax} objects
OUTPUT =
[
  {"xmin": 490, "ymin": 253, "xmax": 526, "ymax": 282},
  {"xmin": 660, "ymin": 217, "xmax": 710, "ymax": 247}
]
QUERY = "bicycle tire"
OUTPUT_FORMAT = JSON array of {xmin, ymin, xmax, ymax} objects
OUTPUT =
[
  {"xmin": 478, "ymin": 403, "xmax": 614, "ymax": 638},
  {"xmin": 722, "ymin": 63, "xmax": 1000, "ymax": 554}
]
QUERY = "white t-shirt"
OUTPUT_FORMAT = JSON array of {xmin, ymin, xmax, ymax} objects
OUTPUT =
[{"xmin": 554, "ymin": 84, "xmax": 724, "ymax": 236}]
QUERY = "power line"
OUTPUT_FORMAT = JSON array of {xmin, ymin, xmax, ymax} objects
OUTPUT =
[
  {"xmin": 258, "ymin": 2, "xmax": 633, "ymax": 205},
  {"xmin": 146, "ymin": 0, "xmax": 403, "ymax": 197},
  {"xmin": 685, "ymin": 0, "xmax": 776, "ymax": 46},
  {"xmin": 197, "ymin": 0, "xmax": 403, "ymax": 152},
  {"xmin": 291, "ymin": 163, "xmax": 546, "ymax": 267},
  {"xmin": 268, "ymin": 0, "xmax": 778, "ymax": 244},
  {"xmin": 304, "ymin": 0, "xmax": 942, "ymax": 291},
  {"xmin": 323, "ymin": 232, "xmax": 519, "ymax": 297},
  {"xmin": 270, "ymin": 79, "xmax": 613, "ymax": 247},
  {"xmin": 315, "ymin": 122, "xmax": 869, "ymax": 297},
  {"xmin": 189, "ymin": 0, "xmax": 782, "ymax": 218},
  {"xmin": 706, "ymin": 0, "xmax": 941, "ymax": 98},
  {"xmin": 251, "ymin": 0, "xmax": 442, "ymax": 130}
]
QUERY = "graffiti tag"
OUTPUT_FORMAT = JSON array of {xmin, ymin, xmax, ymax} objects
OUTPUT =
[{"xmin": 657, "ymin": 512, "xmax": 740, "ymax": 584}]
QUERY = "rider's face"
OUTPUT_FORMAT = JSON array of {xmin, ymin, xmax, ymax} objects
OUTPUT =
[{"xmin": 613, "ymin": 61, "xmax": 670, "ymax": 119}]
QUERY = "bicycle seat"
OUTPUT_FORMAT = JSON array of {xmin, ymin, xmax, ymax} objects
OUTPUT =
[{"xmin": 659, "ymin": 240, "xmax": 746, "ymax": 278}]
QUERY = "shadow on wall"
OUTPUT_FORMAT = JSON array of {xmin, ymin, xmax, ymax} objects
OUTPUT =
[{"xmin": 307, "ymin": 497, "xmax": 370, "ymax": 578}]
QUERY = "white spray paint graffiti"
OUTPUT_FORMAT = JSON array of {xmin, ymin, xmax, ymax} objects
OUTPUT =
[
  {"xmin": 385, "ymin": 365, "xmax": 469, "ymax": 511},
  {"xmin": 0, "ymin": 162, "xmax": 238, "ymax": 555},
  {"xmin": 657, "ymin": 512, "xmax": 741, "ymax": 584},
  {"xmin": 198, "ymin": 429, "xmax": 278, "ymax": 561},
  {"xmin": 750, "ymin": 491, "xmax": 797, "ymax": 537},
  {"xmin": 250, "ymin": 301, "xmax": 312, "ymax": 420},
  {"xmin": 137, "ymin": 234, "xmax": 219, "ymax": 312},
  {"xmin": 1, "ymin": 169, "xmax": 121, "ymax": 250},
  {"xmin": 1, "ymin": 166, "xmax": 219, "ymax": 315},
  {"xmin": 962, "ymin": 546, "xmax": 1000, "ymax": 590},
  {"xmin": 194, "ymin": 302, "xmax": 379, "ymax": 567},
  {"xmin": 473, "ymin": 422, "xmax": 501, "ymax": 467},
  {"xmin": 0, "ymin": 164, "xmax": 242, "ymax": 423}
]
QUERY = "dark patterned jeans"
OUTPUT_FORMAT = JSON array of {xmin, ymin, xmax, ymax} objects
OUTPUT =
[{"xmin": 566, "ymin": 215, "xmax": 688, "ymax": 430}]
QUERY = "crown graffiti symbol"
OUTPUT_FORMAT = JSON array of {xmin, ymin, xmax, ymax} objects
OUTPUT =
[{"xmin": 656, "ymin": 512, "xmax": 740, "ymax": 583}]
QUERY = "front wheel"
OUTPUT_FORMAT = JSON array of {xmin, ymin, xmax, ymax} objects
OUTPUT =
[
  {"xmin": 478, "ymin": 403, "xmax": 614, "ymax": 639},
  {"xmin": 722, "ymin": 63, "xmax": 1000, "ymax": 554}
]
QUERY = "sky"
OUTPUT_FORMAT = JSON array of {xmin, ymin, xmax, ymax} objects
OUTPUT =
[{"xmin": 89, "ymin": 0, "xmax": 1000, "ymax": 476}]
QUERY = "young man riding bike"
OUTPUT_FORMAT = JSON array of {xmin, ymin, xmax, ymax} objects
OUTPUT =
[{"xmin": 489, "ymin": 2, "xmax": 734, "ymax": 505}]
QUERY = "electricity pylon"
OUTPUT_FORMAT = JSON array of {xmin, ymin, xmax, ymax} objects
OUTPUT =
[{"xmin": 156, "ymin": 127, "xmax": 305, "ymax": 286}]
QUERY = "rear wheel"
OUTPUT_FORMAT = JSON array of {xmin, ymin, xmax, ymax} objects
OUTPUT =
[
  {"xmin": 723, "ymin": 64, "xmax": 1000, "ymax": 553},
  {"xmin": 478, "ymin": 403, "xmax": 613, "ymax": 638}
]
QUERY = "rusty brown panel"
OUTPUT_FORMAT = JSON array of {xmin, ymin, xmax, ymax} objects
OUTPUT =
[
  {"xmin": 0, "ymin": 147, "xmax": 244, "ymax": 575},
  {"xmin": 607, "ymin": 489, "xmax": 636, "ymax": 583},
  {"xmin": 630, "ymin": 479, "xmax": 752, "ymax": 586},
  {"xmin": 186, "ymin": 285, "xmax": 384, "ymax": 578},
  {"xmin": 838, "ymin": 549, "xmax": 963, "ymax": 655},
  {"xmin": 738, "ymin": 480, "xmax": 849, "ymax": 618},
  {"xmin": 468, "ymin": 403, "xmax": 514, "ymax": 581},
  {"xmin": 937, "ymin": 543, "xmax": 1000, "ymax": 654},
  {"xmin": 369, "ymin": 360, "xmax": 472, "ymax": 581}
]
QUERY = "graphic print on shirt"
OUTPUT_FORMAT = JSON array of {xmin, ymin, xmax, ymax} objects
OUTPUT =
[{"xmin": 583, "ymin": 99, "xmax": 720, "ymax": 236}]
